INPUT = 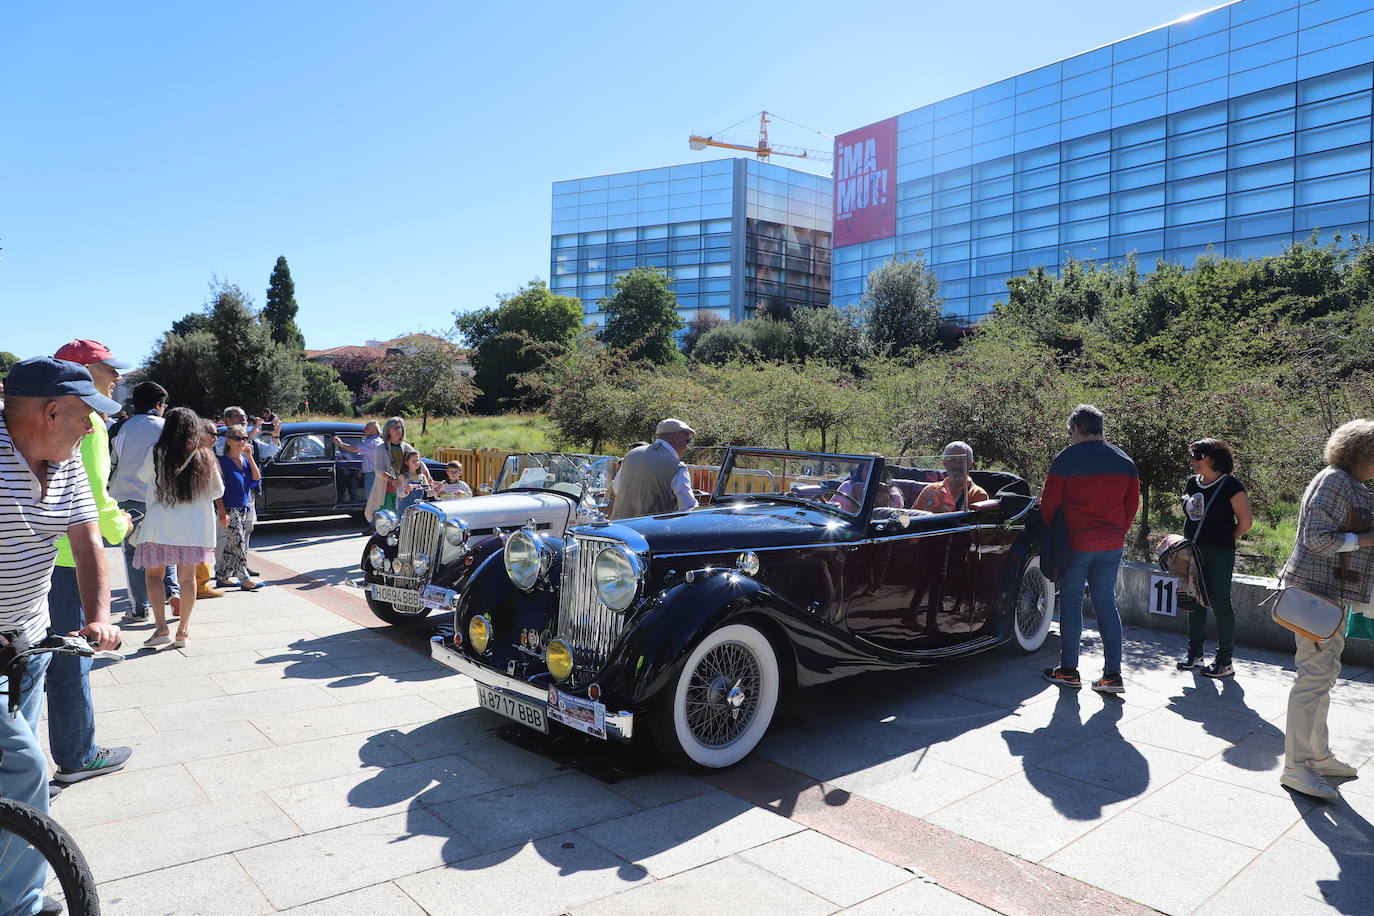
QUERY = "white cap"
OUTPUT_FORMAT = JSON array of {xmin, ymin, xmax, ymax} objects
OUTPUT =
[{"xmin": 656, "ymin": 417, "xmax": 695, "ymax": 437}]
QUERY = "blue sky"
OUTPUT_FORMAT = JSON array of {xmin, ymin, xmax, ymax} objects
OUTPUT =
[{"xmin": 1, "ymin": 0, "xmax": 1209, "ymax": 368}]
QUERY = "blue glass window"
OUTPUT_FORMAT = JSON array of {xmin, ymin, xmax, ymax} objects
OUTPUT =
[
  {"xmin": 896, "ymin": 213, "xmax": 933, "ymax": 234},
  {"xmin": 1299, "ymin": 63, "xmax": 1374, "ymax": 103},
  {"xmin": 974, "ymin": 234, "xmax": 1013, "ymax": 256},
  {"xmin": 1063, "ymin": 131, "xmax": 1111, "ymax": 159},
  {"xmin": 834, "ymin": 244, "xmax": 863, "ymax": 264},
  {"xmin": 942, "ymin": 280, "xmax": 971, "ymax": 298},
  {"xmin": 1112, "ymin": 208, "xmax": 1165, "ymax": 234},
  {"xmin": 1230, "ymin": 159, "xmax": 1295, "ymax": 191},
  {"xmin": 899, "ymin": 106, "xmax": 935, "ymax": 130},
  {"xmin": 1016, "ymin": 186, "xmax": 1060, "ymax": 210},
  {"xmin": 1169, "ymin": 30, "xmax": 1229, "ymax": 69},
  {"xmin": 1166, "ymin": 220, "xmax": 1225, "ymax": 247},
  {"xmin": 1300, "ymin": 10, "xmax": 1374, "ymax": 56},
  {"xmin": 1302, "ymin": 0, "xmax": 1372, "ymax": 29},
  {"xmin": 1296, "ymin": 170, "xmax": 1371, "ymax": 203},
  {"xmin": 1231, "ymin": 109, "xmax": 1297, "ymax": 143},
  {"xmin": 1297, "ymin": 116, "xmax": 1372, "ymax": 153},
  {"xmin": 1230, "ymin": 34, "xmax": 1298, "ymax": 74},
  {"xmin": 974, "ymin": 195, "xmax": 1014, "ymax": 219},
  {"xmin": 1114, "ymin": 72, "xmax": 1167, "ymax": 106},
  {"xmin": 933, "ymin": 131, "xmax": 973, "ymax": 156},
  {"xmin": 898, "ymin": 230, "xmax": 933, "ymax": 252},
  {"xmin": 1228, "ymin": 184, "xmax": 1295, "ymax": 215},
  {"xmin": 1297, "ymin": 143, "xmax": 1371, "ymax": 178},
  {"xmin": 1113, "ymin": 96, "xmax": 1167, "ymax": 128},
  {"xmin": 974, "ymin": 97, "xmax": 1017, "ymax": 125},
  {"xmin": 862, "ymin": 238, "xmax": 897, "ymax": 258},
  {"xmin": 1113, "ymin": 163, "xmax": 1166, "ymax": 191},
  {"xmin": 934, "ymin": 222, "xmax": 972, "ymax": 245},
  {"xmin": 973, "ymin": 117, "xmax": 1015, "ymax": 143},
  {"xmin": 971, "ymin": 137, "xmax": 1016, "ymax": 162},
  {"xmin": 1230, "ymin": 60, "xmax": 1298, "ymax": 99},
  {"xmin": 1230, "ymin": 134, "xmax": 1296, "ymax": 166},
  {"xmin": 1016, "ymin": 146, "xmax": 1060, "ymax": 171},
  {"xmin": 1062, "ymin": 195, "xmax": 1110, "ymax": 221},
  {"xmin": 934, "ymin": 203, "xmax": 972, "ymax": 225},
  {"xmin": 973, "ymin": 175, "xmax": 1014, "ymax": 199},
  {"xmin": 973, "ymin": 156, "xmax": 1015, "ymax": 181},
  {"xmin": 1063, "ymin": 152, "xmax": 1110, "ymax": 179},
  {"xmin": 1015, "ymin": 206, "xmax": 1059, "ymax": 231},
  {"xmin": 1169, "ymin": 55, "xmax": 1229, "ymax": 91},
  {"xmin": 1062, "ymin": 89, "xmax": 1112, "ymax": 119},
  {"xmin": 1063, "ymin": 46, "xmax": 1112, "ymax": 79},
  {"xmin": 1014, "ymin": 226, "xmax": 1058, "ymax": 249},
  {"xmin": 1230, "ymin": 83, "xmax": 1296, "ymax": 120},
  {"xmin": 1063, "ymin": 175, "xmax": 1111, "ymax": 201},
  {"xmin": 1115, "ymin": 28, "xmax": 1167, "ymax": 62},
  {"xmin": 1062, "ymin": 239, "xmax": 1111, "ymax": 260},
  {"xmin": 1113, "ymin": 140, "xmax": 1165, "ymax": 169},
  {"xmin": 1231, "ymin": 0, "xmax": 1292, "ymax": 26},
  {"xmin": 898, "ymin": 177, "xmax": 934, "ymax": 199},
  {"xmin": 1168, "ymin": 148, "xmax": 1228, "ymax": 181},
  {"xmin": 974, "ymin": 213, "xmax": 1013, "ymax": 236},
  {"xmin": 1064, "ymin": 68, "xmax": 1110, "ymax": 99},
  {"xmin": 1013, "ymin": 246, "xmax": 1059, "ymax": 271},
  {"xmin": 899, "ymin": 194, "xmax": 933, "ymax": 215},
  {"xmin": 1169, "ymin": 78, "xmax": 1231, "ymax": 114},
  {"xmin": 1110, "ymin": 229, "xmax": 1164, "ymax": 256},
  {"xmin": 1114, "ymin": 185, "xmax": 1165, "ymax": 212},
  {"xmin": 1017, "ymin": 62, "xmax": 1062, "ymax": 92},
  {"xmin": 1016, "ymin": 125, "xmax": 1060, "ymax": 152},
  {"xmin": 1231, "ymin": 8, "xmax": 1298, "ymax": 50},
  {"xmin": 1299, "ymin": 38, "xmax": 1374, "ymax": 81},
  {"xmin": 1296, "ymin": 196, "xmax": 1371, "ymax": 227},
  {"xmin": 931, "ymin": 241, "xmax": 970, "ymax": 263},
  {"xmin": 1298, "ymin": 92, "xmax": 1373, "ymax": 130},
  {"xmin": 1061, "ymin": 217, "xmax": 1109, "ymax": 242},
  {"xmin": 971, "ymin": 275, "xmax": 1011, "ymax": 295},
  {"xmin": 1015, "ymin": 164, "xmax": 1059, "ymax": 190},
  {"xmin": 1061, "ymin": 110, "xmax": 1112, "ymax": 140},
  {"xmin": 1116, "ymin": 49, "xmax": 1168, "ymax": 84},
  {"xmin": 935, "ymin": 186, "xmax": 972, "ymax": 208},
  {"xmin": 1169, "ymin": 172, "xmax": 1227, "ymax": 201},
  {"xmin": 1229, "ymin": 209, "xmax": 1294, "ymax": 239},
  {"xmin": 1017, "ymin": 84, "xmax": 1060, "ymax": 113},
  {"xmin": 1168, "ymin": 125, "xmax": 1227, "ymax": 158}
]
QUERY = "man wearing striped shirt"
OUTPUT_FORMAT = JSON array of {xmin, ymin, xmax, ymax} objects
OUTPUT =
[{"xmin": 0, "ymin": 357, "xmax": 122, "ymax": 916}]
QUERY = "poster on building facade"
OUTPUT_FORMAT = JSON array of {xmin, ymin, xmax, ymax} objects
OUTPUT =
[{"xmin": 833, "ymin": 116, "xmax": 898, "ymax": 248}]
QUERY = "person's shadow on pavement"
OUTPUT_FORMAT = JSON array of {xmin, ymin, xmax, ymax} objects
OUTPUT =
[
  {"xmin": 1003, "ymin": 690, "xmax": 1149, "ymax": 819},
  {"xmin": 1169, "ymin": 675, "xmax": 1283, "ymax": 771},
  {"xmin": 1306, "ymin": 795, "xmax": 1374, "ymax": 913}
]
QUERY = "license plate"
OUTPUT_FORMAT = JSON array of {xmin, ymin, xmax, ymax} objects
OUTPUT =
[
  {"xmin": 547, "ymin": 687, "xmax": 607, "ymax": 740},
  {"xmin": 419, "ymin": 585, "xmax": 457, "ymax": 609},
  {"xmin": 477, "ymin": 684, "xmax": 548, "ymax": 733},
  {"xmin": 370, "ymin": 583, "xmax": 422, "ymax": 610}
]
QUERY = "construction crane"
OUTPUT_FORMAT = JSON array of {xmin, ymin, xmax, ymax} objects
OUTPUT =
[{"xmin": 689, "ymin": 111, "xmax": 832, "ymax": 164}]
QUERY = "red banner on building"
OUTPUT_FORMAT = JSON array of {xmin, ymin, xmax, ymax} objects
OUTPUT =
[{"xmin": 833, "ymin": 117, "xmax": 898, "ymax": 248}]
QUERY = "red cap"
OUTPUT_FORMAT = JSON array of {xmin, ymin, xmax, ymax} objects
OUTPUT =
[{"xmin": 53, "ymin": 339, "xmax": 131, "ymax": 370}]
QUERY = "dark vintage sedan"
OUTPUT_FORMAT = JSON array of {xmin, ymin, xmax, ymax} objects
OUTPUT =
[
  {"xmin": 428, "ymin": 448, "xmax": 1053, "ymax": 769},
  {"xmin": 221, "ymin": 422, "xmax": 445, "ymax": 521}
]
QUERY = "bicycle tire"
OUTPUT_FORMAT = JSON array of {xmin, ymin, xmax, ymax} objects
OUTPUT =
[{"xmin": 0, "ymin": 799, "xmax": 99, "ymax": 915}]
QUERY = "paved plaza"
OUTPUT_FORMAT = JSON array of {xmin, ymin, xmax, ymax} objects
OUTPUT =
[{"xmin": 43, "ymin": 516, "xmax": 1374, "ymax": 915}]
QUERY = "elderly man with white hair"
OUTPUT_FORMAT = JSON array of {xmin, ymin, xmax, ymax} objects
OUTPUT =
[
  {"xmin": 911, "ymin": 441, "xmax": 988, "ymax": 513},
  {"xmin": 610, "ymin": 418, "xmax": 698, "ymax": 520}
]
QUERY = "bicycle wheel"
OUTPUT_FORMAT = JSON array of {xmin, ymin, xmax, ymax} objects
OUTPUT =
[{"xmin": 0, "ymin": 799, "xmax": 99, "ymax": 915}]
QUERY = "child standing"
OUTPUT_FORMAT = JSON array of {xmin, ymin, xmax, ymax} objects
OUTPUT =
[{"xmin": 134, "ymin": 408, "xmax": 223, "ymax": 649}]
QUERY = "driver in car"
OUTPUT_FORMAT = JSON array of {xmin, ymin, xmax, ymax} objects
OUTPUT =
[
  {"xmin": 911, "ymin": 441, "xmax": 988, "ymax": 513},
  {"xmin": 830, "ymin": 455, "xmax": 903, "ymax": 513}
]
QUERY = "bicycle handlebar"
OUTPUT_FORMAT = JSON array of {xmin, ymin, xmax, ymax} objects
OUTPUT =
[{"xmin": 2, "ymin": 634, "xmax": 124, "ymax": 714}]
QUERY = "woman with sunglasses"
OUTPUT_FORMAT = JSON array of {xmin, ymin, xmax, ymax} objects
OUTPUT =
[
  {"xmin": 214, "ymin": 424, "xmax": 263, "ymax": 590},
  {"xmin": 1176, "ymin": 438, "xmax": 1253, "ymax": 677}
]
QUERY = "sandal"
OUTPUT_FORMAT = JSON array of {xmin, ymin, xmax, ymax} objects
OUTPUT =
[
  {"xmin": 144, "ymin": 631, "xmax": 172, "ymax": 648},
  {"xmin": 170, "ymin": 633, "xmax": 190, "ymax": 649}
]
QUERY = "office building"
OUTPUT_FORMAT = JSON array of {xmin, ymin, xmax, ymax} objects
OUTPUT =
[
  {"xmin": 832, "ymin": 0, "xmax": 1374, "ymax": 323},
  {"xmin": 551, "ymin": 158, "xmax": 832, "ymax": 330}
]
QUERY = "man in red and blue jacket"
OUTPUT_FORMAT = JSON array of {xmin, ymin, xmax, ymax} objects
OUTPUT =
[{"xmin": 1040, "ymin": 403, "xmax": 1139, "ymax": 694}]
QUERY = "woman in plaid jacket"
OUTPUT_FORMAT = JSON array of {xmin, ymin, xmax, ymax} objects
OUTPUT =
[{"xmin": 1278, "ymin": 419, "xmax": 1374, "ymax": 800}]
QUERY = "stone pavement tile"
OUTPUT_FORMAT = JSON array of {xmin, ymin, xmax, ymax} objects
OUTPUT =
[
  {"xmin": 428, "ymin": 772, "xmax": 641, "ymax": 855},
  {"xmin": 104, "ymin": 649, "xmax": 273, "ymax": 684},
  {"xmin": 1034, "ymin": 727, "xmax": 1200, "ymax": 799},
  {"xmin": 422, "ymin": 684, "xmax": 480, "ymax": 715},
  {"xmin": 87, "ymin": 664, "xmax": 119, "ymax": 688},
  {"xmin": 140, "ymin": 684, "xmax": 344, "ymax": 732},
  {"xmin": 178, "ymin": 630, "xmax": 324, "ymax": 657},
  {"xmin": 251, "ymin": 694, "xmax": 448, "ymax": 746},
  {"xmin": 50, "ymin": 762, "xmax": 211, "ymax": 830},
  {"xmin": 924, "ymin": 770, "xmax": 1133, "ymax": 862},
  {"xmin": 281, "ymin": 882, "xmax": 428, "ymax": 915},
  {"xmin": 574, "ymin": 856, "xmax": 834, "ymax": 916},
  {"xmin": 209, "ymin": 659, "xmax": 349, "ymax": 694},
  {"xmin": 828, "ymin": 751, "xmax": 998, "ymax": 820},
  {"xmin": 1045, "ymin": 810, "xmax": 1259, "ymax": 914},
  {"xmin": 1343, "ymin": 759, "xmax": 1374, "ymax": 798},
  {"xmin": 849, "ymin": 689, "xmax": 1009, "ymax": 742},
  {"xmin": 1166, "ymin": 669, "xmax": 1295, "ymax": 721},
  {"xmin": 921, "ymin": 715, "xmax": 1078, "ymax": 779},
  {"xmin": 268, "ymin": 752, "xmax": 508, "ymax": 832},
  {"xmin": 97, "ymin": 853, "xmax": 274, "ymax": 916},
  {"xmin": 94, "ymin": 706, "xmax": 156, "ymax": 741},
  {"xmin": 1330, "ymin": 670, "xmax": 1374, "ymax": 708},
  {"xmin": 1189, "ymin": 727, "xmax": 1289, "ymax": 797},
  {"xmin": 397, "ymin": 830, "xmax": 652, "ymax": 916},
  {"xmin": 234, "ymin": 808, "xmax": 469, "ymax": 910},
  {"xmin": 385, "ymin": 714, "xmax": 571, "ymax": 784},
  {"xmin": 1128, "ymin": 773, "xmax": 1313, "ymax": 850},
  {"xmin": 302, "ymin": 665, "xmax": 457, "ymax": 704},
  {"xmin": 938, "ymin": 663, "xmax": 1065, "ymax": 710},
  {"xmin": 838, "ymin": 877, "xmax": 998, "ymax": 915},
  {"xmin": 601, "ymin": 770, "xmax": 714, "ymax": 810},
  {"xmin": 759, "ymin": 717, "xmax": 935, "ymax": 784},
  {"xmin": 123, "ymin": 719, "xmax": 274, "ymax": 769},
  {"xmin": 1281, "ymin": 786, "xmax": 1374, "ymax": 854},
  {"xmin": 73, "ymin": 793, "xmax": 301, "ymax": 883},
  {"xmin": 738, "ymin": 829, "xmax": 910, "ymax": 907},
  {"xmin": 254, "ymin": 630, "xmax": 413, "ymax": 662},
  {"xmin": 186, "ymin": 730, "xmax": 411, "ymax": 800},
  {"xmin": 578, "ymin": 787, "xmax": 803, "ymax": 879},
  {"xmin": 90, "ymin": 674, "xmax": 227, "ymax": 712},
  {"xmin": 1118, "ymin": 703, "xmax": 1273, "ymax": 758},
  {"xmin": 1196, "ymin": 837, "xmax": 1372, "ymax": 915}
]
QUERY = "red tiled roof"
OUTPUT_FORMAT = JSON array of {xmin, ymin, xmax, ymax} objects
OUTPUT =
[{"xmin": 304, "ymin": 345, "xmax": 391, "ymax": 361}]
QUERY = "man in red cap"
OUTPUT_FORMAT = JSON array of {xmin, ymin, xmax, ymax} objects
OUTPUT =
[{"xmin": 47, "ymin": 340, "xmax": 135, "ymax": 787}]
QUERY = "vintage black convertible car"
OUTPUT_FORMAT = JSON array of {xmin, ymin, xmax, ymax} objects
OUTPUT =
[
  {"xmin": 428, "ymin": 448, "xmax": 1054, "ymax": 769},
  {"xmin": 220, "ymin": 422, "xmax": 446, "ymax": 521}
]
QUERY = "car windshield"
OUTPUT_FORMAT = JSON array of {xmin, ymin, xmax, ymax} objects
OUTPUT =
[
  {"xmin": 714, "ymin": 450, "xmax": 879, "ymax": 516},
  {"xmin": 496, "ymin": 454, "xmax": 614, "ymax": 498}
]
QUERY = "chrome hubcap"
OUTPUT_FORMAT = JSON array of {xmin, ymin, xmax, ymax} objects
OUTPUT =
[{"xmin": 685, "ymin": 641, "xmax": 760, "ymax": 748}]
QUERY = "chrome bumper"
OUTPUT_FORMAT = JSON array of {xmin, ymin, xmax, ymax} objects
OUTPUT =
[{"xmin": 429, "ymin": 637, "xmax": 634, "ymax": 741}]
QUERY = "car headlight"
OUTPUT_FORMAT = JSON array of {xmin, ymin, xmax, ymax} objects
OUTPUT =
[
  {"xmin": 504, "ymin": 529, "xmax": 551, "ymax": 591},
  {"xmin": 443, "ymin": 518, "xmax": 469, "ymax": 548},
  {"xmin": 468, "ymin": 615, "xmax": 492, "ymax": 653},
  {"xmin": 546, "ymin": 638, "xmax": 574, "ymax": 681},
  {"xmin": 413, "ymin": 553, "xmax": 430, "ymax": 577},
  {"xmin": 373, "ymin": 509, "xmax": 399, "ymax": 537},
  {"xmin": 594, "ymin": 546, "xmax": 642, "ymax": 612},
  {"xmin": 367, "ymin": 546, "xmax": 385, "ymax": 570}
]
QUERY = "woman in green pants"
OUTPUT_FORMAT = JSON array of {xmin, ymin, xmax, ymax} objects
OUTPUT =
[{"xmin": 1176, "ymin": 439, "xmax": 1253, "ymax": 678}]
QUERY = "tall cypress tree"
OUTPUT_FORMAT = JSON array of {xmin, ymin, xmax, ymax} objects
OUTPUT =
[{"xmin": 263, "ymin": 256, "xmax": 306, "ymax": 352}]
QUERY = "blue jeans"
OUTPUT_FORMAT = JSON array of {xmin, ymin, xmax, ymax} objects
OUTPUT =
[
  {"xmin": 44, "ymin": 567, "xmax": 96, "ymax": 772},
  {"xmin": 0, "ymin": 651, "xmax": 52, "ymax": 916},
  {"xmin": 118, "ymin": 499, "xmax": 178, "ymax": 612},
  {"xmin": 362, "ymin": 472, "xmax": 375, "ymax": 510},
  {"xmin": 1057, "ymin": 548, "xmax": 1124, "ymax": 675}
]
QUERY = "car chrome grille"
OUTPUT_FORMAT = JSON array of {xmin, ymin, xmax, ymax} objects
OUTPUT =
[
  {"xmin": 389, "ymin": 506, "xmax": 441, "ymax": 588},
  {"xmin": 556, "ymin": 534, "xmax": 630, "ymax": 677}
]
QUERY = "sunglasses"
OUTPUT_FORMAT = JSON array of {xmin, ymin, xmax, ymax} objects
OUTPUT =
[{"xmin": 229, "ymin": 435, "xmax": 250, "ymax": 442}]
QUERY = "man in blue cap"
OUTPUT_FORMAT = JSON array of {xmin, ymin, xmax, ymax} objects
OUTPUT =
[{"xmin": 0, "ymin": 357, "xmax": 122, "ymax": 916}]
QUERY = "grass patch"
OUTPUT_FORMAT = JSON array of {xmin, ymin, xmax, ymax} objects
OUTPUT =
[{"xmin": 293, "ymin": 413, "xmax": 558, "ymax": 456}]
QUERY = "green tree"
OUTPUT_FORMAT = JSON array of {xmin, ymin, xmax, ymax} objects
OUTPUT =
[
  {"xmin": 691, "ymin": 322, "xmax": 760, "ymax": 365},
  {"xmin": 681, "ymin": 310, "xmax": 726, "ymax": 356},
  {"xmin": 142, "ymin": 330, "xmax": 218, "ymax": 414},
  {"xmin": 455, "ymin": 280, "xmax": 581, "ymax": 412},
  {"xmin": 170, "ymin": 310, "xmax": 213, "ymax": 336},
  {"xmin": 0, "ymin": 351, "xmax": 19, "ymax": 375},
  {"xmin": 522, "ymin": 332, "xmax": 635, "ymax": 454},
  {"xmin": 262, "ymin": 256, "xmax": 305, "ymax": 352},
  {"xmin": 600, "ymin": 266, "xmax": 683, "ymax": 364},
  {"xmin": 301, "ymin": 361, "xmax": 352, "ymax": 415},
  {"xmin": 862, "ymin": 255, "xmax": 944, "ymax": 355},
  {"xmin": 374, "ymin": 334, "xmax": 477, "ymax": 433},
  {"xmin": 205, "ymin": 280, "xmax": 305, "ymax": 416},
  {"xmin": 791, "ymin": 305, "xmax": 873, "ymax": 368}
]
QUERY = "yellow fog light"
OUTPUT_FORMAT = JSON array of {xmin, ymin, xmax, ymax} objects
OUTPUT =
[
  {"xmin": 468, "ymin": 615, "xmax": 492, "ymax": 654},
  {"xmin": 546, "ymin": 639, "xmax": 574, "ymax": 682}
]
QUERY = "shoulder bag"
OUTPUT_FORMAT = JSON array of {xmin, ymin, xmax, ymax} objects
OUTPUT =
[{"xmin": 1267, "ymin": 482, "xmax": 1363, "ymax": 641}]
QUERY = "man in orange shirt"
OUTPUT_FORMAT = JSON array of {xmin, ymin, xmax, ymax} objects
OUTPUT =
[{"xmin": 911, "ymin": 442, "xmax": 988, "ymax": 513}]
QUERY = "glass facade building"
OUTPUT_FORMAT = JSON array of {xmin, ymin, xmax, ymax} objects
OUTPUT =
[
  {"xmin": 833, "ymin": 0, "xmax": 1374, "ymax": 324},
  {"xmin": 551, "ymin": 158, "xmax": 832, "ymax": 330}
]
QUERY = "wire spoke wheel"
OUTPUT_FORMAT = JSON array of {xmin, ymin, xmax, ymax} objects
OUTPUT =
[
  {"xmin": 1012, "ymin": 556, "xmax": 1054, "ymax": 653},
  {"xmin": 684, "ymin": 641, "xmax": 761, "ymax": 748}
]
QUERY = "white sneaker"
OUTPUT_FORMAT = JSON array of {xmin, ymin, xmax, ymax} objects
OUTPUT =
[
  {"xmin": 1281, "ymin": 764, "xmax": 1339, "ymax": 799},
  {"xmin": 1313, "ymin": 756, "xmax": 1359, "ymax": 778}
]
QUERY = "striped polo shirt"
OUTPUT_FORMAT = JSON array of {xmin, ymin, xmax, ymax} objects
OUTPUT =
[{"xmin": 0, "ymin": 412, "xmax": 96, "ymax": 643}]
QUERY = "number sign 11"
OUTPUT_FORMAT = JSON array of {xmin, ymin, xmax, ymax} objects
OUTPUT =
[{"xmin": 1150, "ymin": 575, "xmax": 1179, "ymax": 617}]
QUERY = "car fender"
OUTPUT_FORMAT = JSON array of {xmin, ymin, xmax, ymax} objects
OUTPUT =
[
  {"xmin": 601, "ymin": 571, "xmax": 796, "ymax": 705},
  {"xmin": 456, "ymin": 538, "xmax": 566, "ymax": 645}
]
